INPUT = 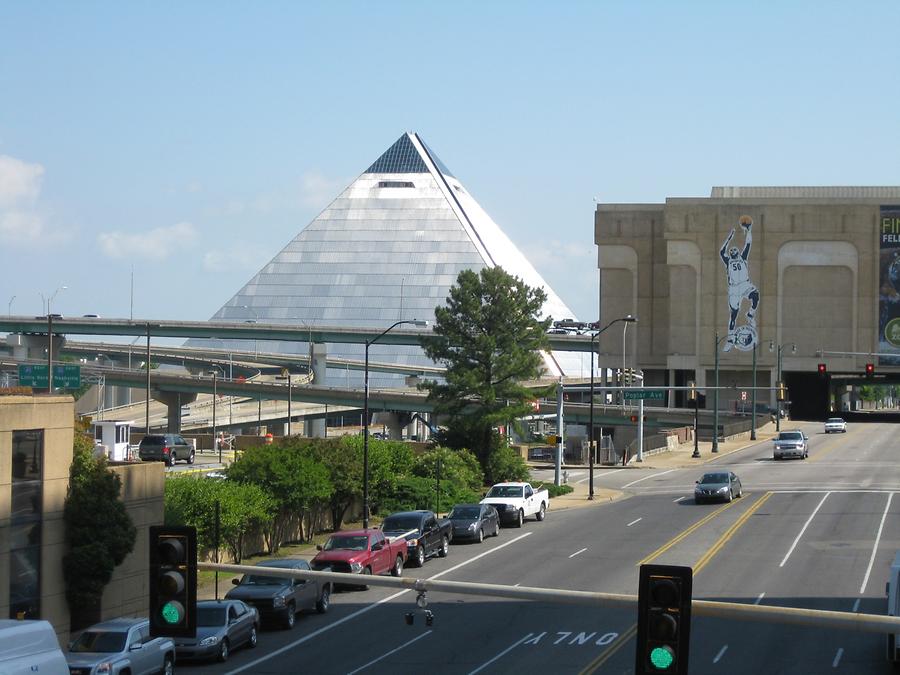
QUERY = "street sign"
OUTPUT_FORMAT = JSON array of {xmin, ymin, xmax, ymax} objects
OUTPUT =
[
  {"xmin": 741, "ymin": 391, "xmax": 748, "ymax": 401},
  {"xmin": 624, "ymin": 389, "xmax": 665, "ymax": 401},
  {"xmin": 18, "ymin": 364, "xmax": 81, "ymax": 389}
]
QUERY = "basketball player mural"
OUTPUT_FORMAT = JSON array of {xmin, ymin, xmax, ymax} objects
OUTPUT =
[{"xmin": 719, "ymin": 215, "xmax": 760, "ymax": 351}]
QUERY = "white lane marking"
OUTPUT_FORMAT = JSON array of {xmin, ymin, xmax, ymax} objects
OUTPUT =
[
  {"xmin": 713, "ymin": 645, "xmax": 728, "ymax": 663},
  {"xmin": 569, "ymin": 547, "xmax": 588, "ymax": 558},
  {"xmin": 832, "ymin": 647, "xmax": 844, "ymax": 668},
  {"xmin": 346, "ymin": 630, "xmax": 432, "ymax": 675},
  {"xmin": 779, "ymin": 492, "xmax": 831, "ymax": 567},
  {"xmin": 578, "ymin": 468, "xmax": 626, "ymax": 483},
  {"xmin": 673, "ymin": 496, "xmax": 685, "ymax": 503},
  {"xmin": 754, "ymin": 592, "xmax": 766, "ymax": 605},
  {"xmin": 468, "ymin": 634, "xmax": 532, "ymax": 674},
  {"xmin": 223, "ymin": 532, "xmax": 533, "ymax": 675},
  {"xmin": 627, "ymin": 518, "xmax": 642, "ymax": 527},
  {"xmin": 860, "ymin": 492, "xmax": 894, "ymax": 594},
  {"xmin": 852, "ymin": 598, "xmax": 861, "ymax": 613},
  {"xmin": 622, "ymin": 469, "xmax": 677, "ymax": 489}
]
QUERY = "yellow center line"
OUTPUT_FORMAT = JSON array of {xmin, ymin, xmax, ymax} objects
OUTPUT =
[
  {"xmin": 693, "ymin": 491, "xmax": 772, "ymax": 574},
  {"xmin": 636, "ymin": 496, "xmax": 746, "ymax": 566},
  {"xmin": 578, "ymin": 623, "xmax": 638, "ymax": 675}
]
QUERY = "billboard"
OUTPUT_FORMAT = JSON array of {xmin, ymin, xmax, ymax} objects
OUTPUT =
[{"xmin": 879, "ymin": 205, "xmax": 900, "ymax": 365}]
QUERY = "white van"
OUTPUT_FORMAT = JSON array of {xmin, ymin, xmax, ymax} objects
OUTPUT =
[{"xmin": 0, "ymin": 619, "xmax": 68, "ymax": 675}]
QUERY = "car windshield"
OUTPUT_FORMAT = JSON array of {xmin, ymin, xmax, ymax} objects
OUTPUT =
[
  {"xmin": 197, "ymin": 607, "xmax": 227, "ymax": 626},
  {"xmin": 240, "ymin": 572, "xmax": 289, "ymax": 586},
  {"xmin": 69, "ymin": 630, "xmax": 128, "ymax": 653},
  {"xmin": 486, "ymin": 486, "xmax": 524, "ymax": 498},
  {"xmin": 777, "ymin": 432, "xmax": 803, "ymax": 440},
  {"xmin": 449, "ymin": 507, "xmax": 481, "ymax": 520},
  {"xmin": 827, "ymin": 418, "xmax": 844, "ymax": 423},
  {"xmin": 381, "ymin": 516, "xmax": 421, "ymax": 531},
  {"xmin": 700, "ymin": 473, "xmax": 729, "ymax": 484},
  {"xmin": 324, "ymin": 535, "xmax": 368, "ymax": 551}
]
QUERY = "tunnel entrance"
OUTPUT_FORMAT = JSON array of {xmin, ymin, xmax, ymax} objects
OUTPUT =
[{"xmin": 784, "ymin": 371, "xmax": 830, "ymax": 420}]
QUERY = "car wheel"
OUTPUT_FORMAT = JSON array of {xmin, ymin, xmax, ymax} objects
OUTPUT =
[
  {"xmin": 727, "ymin": 490, "xmax": 733, "ymax": 502},
  {"xmin": 161, "ymin": 655, "xmax": 174, "ymax": 675},
  {"xmin": 391, "ymin": 554, "xmax": 404, "ymax": 577},
  {"xmin": 477, "ymin": 528, "xmax": 484, "ymax": 543},
  {"xmin": 218, "ymin": 638, "xmax": 230, "ymax": 663},
  {"xmin": 316, "ymin": 584, "xmax": 331, "ymax": 613},
  {"xmin": 359, "ymin": 566, "xmax": 372, "ymax": 590},
  {"xmin": 738, "ymin": 487, "xmax": 743, "ymax": 498},
  {"xmin": 414, "ymin": 545, "xmax": 426, "ymax": 567},
  {"xmin": 187, "ymin": 450, "xmax": 195, "ymax": 465},
  {"xmin": 515, "ymin": 509, "xmax": 524, "ymax": 528},
  {"xmin": 439, "ymin": 536, "xmax": 449, "ymax": 558},
  {"xmin": 494, "ymin": 522, "xmax": 500, "ymax": 537},
  {"xmin": 248, "ymin": 624, "xmax": 258, "ymax": 648},
  {"xmin": 536, "ymin": 503, "xmax": 546, "ymax": 522},
  {"xmin": 283, "ymin": 602, "xmax": 296, "ymax": 629},
  {"xmin": 165, "ymin": 455, "xmax": 173, "ymax": 467}
]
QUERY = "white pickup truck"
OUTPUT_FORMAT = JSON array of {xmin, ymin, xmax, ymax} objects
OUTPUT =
[{"xmin": 480, "ymin": 481, "xmax": 549, "ymax": 528}]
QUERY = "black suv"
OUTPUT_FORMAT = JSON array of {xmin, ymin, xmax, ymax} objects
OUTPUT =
[{"xmin": 138, "ymin": 434, "xmax": 195, "ymax": 466}]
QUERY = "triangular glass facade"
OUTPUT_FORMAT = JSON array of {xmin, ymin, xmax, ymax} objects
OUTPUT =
[{"xmin": 198, "ymin": 133, "xmax": 587, "ymax": 385}]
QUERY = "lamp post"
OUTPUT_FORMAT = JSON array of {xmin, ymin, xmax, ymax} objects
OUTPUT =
[
  {"xmin": 7, "ymin": 295, "xmax": 14, "ymax": 317},
  {"xmin": 42, "ymin": 285, "xmax": 66, "ymax": 392},
  {"xmin": 751, "ymin": 343, "xmax": 758, "ymax": 440},
  {"xmin": 240, "ymin": 305, "xmax": 259, "ymax": 359},
  {"xmin": 209, "ymin": 367, "xmax": 223, "ymax": 463},
  {"xmin": 586, "ymin": 315, "xmax": 637, "ymax": 499},
  {"xmin": 769, "ymin": 341, "xmax": 796, "ymax": 431},
  {"xmin": 363, "ymin": 319, "xmax": 428, "ymax": 529},
  {"xmin": 689, "ymin": 380, "xmax": 700, "ymax": 458},
  {"xmin": 711, "ymin": 330, "xmax": 732, "ymax": 453}
]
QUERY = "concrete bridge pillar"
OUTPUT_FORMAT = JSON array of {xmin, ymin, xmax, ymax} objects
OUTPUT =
[
  {"xmin": 6, "ymin": 333, "xmax": 66, "ymax": 361},
  {"xmin": 310, "ymin": 343, "xmax": 327, "ymax": 438},
  {"xmin": 153, "ymin": 391, "xmax": 198, "ymax": 433}
]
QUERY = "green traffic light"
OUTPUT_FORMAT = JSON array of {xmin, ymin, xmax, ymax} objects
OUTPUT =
[
  {"xmin": 161, "ymin": 601, "xmax": 184, "ymax": 625},
  {"xmin": 650, "ymin": 645, "xmax": 675, "ymax": 670}
]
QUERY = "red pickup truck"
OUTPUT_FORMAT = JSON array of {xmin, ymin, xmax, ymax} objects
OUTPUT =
[{"xmin": 310, "ymin": 528, "xmax": 407, "ymax": 585}]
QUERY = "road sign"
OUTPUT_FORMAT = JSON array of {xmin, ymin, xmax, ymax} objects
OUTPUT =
[
  {"xmin": 624, "ymin": 389, "xmax": 665, "ymax": 401},
  {"xmin": 18, "ymin": 364, "xmax": 81, "ymax": 389},
  {"xmin": 741, "ymin": 390, "xmax": 747, "ymax": 401}
]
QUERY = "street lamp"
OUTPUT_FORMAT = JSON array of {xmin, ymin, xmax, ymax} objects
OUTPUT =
[
  {"xmin": 42, "ymin": 285, "xmax": 66, "ymax": 392},
  {"xmin": 275, "ymin": 371, "xmax": 293, "ymax": 436},
  {"xmin": 710, "ymin": 330, "xmax": 734, "ymax": 453},
  {"xmin": 209, "ymin": 366, "xmax": 224, "ymax": 463},
  {"xmin": 239, "ymin": 305, "xmax": 259, "ymax": 359},
  {"xmin": 7, "ymin": 295, "xmax": 14, "ymax": 317},
  {"xmin": 585, "ymin": 315, "xmax": 636, "ymax": 499},
  {"xmin": 689, "ymin": 381, "xmax": 700, "ymax": 458},
  {"xmin": 363, "ymin": 319, "xmax": 428, "ymax": 528},
  {"xmin": 769, "ymin": 340, "xmax": 796, "ymax": 431}
]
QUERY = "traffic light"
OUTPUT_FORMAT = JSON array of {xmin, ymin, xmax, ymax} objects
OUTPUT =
[
  {"xmin": 776, "ymin": 380, "xmax": 787, "ymax": 402},
  {"xmin": 817, "ymin": 363, "xmax": 827, "ymax": 378},
  {"xmin": 866, "ymin": 363, "xmax": 875, "ymax": 379},
  {"xmin": 636, "ymin": 564, "xmax": 692, "ymax": 674},
  {"xmin": 149, "ymin": 525, "xmax": 197, "ymax": 638}
]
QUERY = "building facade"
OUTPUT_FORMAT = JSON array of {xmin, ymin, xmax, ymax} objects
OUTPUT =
[{"xmin": 595, "ymin": 187, "xmax": 900, "ymax": 417}]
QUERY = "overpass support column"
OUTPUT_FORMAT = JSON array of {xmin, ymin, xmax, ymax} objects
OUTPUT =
[
  {"xmin": 373, "ymin": 412, "xmax": 402, "ymax": 440},
  {"xmin": 667, "ymin": 369, "xmax": 676, "ymax": 408},
  {"xmin": 309, "ymin": 343, "xmax": 327, "ymax": 438},
  {"xmin": 6, "ymin": 333, "xmax": 66, "ymax": 361},
  {"xmin": 154, "ymin": 391, "xmax": 198, "ymax": 433}
]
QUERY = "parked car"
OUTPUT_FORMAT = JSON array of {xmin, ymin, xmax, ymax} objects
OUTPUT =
[
  {"xmin": 0, "ymin": 619, "xmax": 68, "ymax": 675},
  {"xmin": 694, "ymin": 472, "xmax": 743, "ymax": 504},
  {"xmin": 480, "ymin": 482, "xmax": 549, "ymax": 527},
  {"xmin": 773, "ymin": 429, "xmax": 808, "ymax": 460},
  {"xmin": 66, "ymin": 617, "xmax": 175, "ymax": 675},
  {"xmin": 311, "ymin": 528, "xmax": 407, "ymax": 585},
  {"xmin": 138, "ymin": 434, "xmax": 195, "ymax": 466},
  {"xmin": 225, "ymin": 558, "xmax": 330, "ymax": 629},
  {"xmin": 380, "ymin": 510, "xmax": 453, "ymax": 567},
  {"xmin": 447, "ymin": 503, "xmax": 500, "ymax": 542},
  {"xmin": 172, "ymin": 599, "xmax": 259, "ymax": 663},
  {"xmin": 824, "ymin": 417, "xmax": 847, "ymax": 433}
]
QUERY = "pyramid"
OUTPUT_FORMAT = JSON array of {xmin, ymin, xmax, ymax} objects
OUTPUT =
[{"xmin": 204, "ymin": 132, "xmax": 586, "ymax": 384}]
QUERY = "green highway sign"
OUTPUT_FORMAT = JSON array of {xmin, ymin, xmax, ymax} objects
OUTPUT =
[
  {"xmin": 18, "ymin": 364, "xmax": 82, "ymax": 389},
  {"xmin": 623, "ymin": 389, "xmax": 665, "ymax": 401}
]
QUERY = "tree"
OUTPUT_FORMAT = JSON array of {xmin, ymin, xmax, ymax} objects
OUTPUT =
[
  {"xmin": 422, "ymin": 267, "xmax": 553, "ymax": 480},
  {"xmin": 63, "ymin": 431, "xmax": 137, "ymax": 631}
]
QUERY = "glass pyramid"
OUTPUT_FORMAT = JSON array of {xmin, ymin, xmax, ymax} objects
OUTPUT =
[{"xmin": 199, "ymin": 132, "xmax": 587, "ymax": 386}]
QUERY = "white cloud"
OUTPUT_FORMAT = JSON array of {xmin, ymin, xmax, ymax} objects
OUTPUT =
[
  {"xmin": 0, "ymin": 154, "xmax": 48, "ymax": 245},
  {"xmin": 98, "ymin": 222, "xmax": 198, "ymax": 260},
  {"xmin": 0, "ymin": 154, "xmax": 44, "ymax": 208},
  {"xmin": 297, "ymin": 170, "xmax": 348, "ymax": 209}
]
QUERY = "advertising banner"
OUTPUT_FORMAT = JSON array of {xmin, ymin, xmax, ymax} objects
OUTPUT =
[{"xmin": 879, "ymin": 205, "xmax": 900, "ymax": 365}]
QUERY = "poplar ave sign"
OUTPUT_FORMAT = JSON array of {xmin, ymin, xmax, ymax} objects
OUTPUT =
[{"xmin": 623, "ymin": 389, "xmax": 665, "ymax": 401}]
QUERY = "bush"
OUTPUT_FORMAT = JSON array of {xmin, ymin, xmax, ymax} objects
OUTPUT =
[
  {"xmin": 378, "ymin": 476, "xmax": 481, "ymax": 515},
  {"xmin": 412, "ymin": 447, "xmax": 484, "ymax": 493},
  {"xmin": 484, "ymin": 445, "xmax": 530, "ymax": 484},
  {"xmin": 534, "ymin": 482, "xmax": 574, "ymax": 498}
]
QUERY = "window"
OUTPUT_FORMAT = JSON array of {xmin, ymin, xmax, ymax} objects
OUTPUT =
[
  {"xmin": 378, "ymin": 181, "xmax": 415, "ymax": 188},
  {"xmin": 9, "ymin": 429, "xmax": 42, "ymax": 619}
]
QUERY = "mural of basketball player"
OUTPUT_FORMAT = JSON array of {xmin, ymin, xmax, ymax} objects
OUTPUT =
[{"xmin": 719, "ymin": 215, "xmax": 760, "ymax": 351}]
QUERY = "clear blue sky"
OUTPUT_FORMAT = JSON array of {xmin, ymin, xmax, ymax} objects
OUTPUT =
[{"xmin": 2, "ymin": 1, "xmax": 898, "ymax": 325}]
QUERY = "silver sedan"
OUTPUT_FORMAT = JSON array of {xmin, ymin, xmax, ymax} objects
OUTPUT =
[{"xmin": 694, "ymin": 472, "xmax": 743, "ymax": 504}]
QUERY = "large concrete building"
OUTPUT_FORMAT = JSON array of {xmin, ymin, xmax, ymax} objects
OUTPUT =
[{"xmin": 595, "ymin": 187, "xmax": 900, "ymax": 418}]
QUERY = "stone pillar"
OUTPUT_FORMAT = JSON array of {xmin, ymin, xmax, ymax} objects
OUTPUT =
[
  {"xmin": 154, "ymin": 391, "xmax": 198, "ymax": 433},
  {"xmin": 373, "ymin": 412, "xmax": 402, "ymax": 439}
]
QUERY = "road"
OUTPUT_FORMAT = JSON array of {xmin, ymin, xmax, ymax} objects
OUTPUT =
[{"xmin": 178, "ymin": 421, "xmax": 900, "ymax": 674}]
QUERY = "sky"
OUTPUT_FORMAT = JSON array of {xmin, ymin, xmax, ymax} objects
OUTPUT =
[{"xmin": 2, "ymin": 1, "xmax": 899, "ymax": 327}]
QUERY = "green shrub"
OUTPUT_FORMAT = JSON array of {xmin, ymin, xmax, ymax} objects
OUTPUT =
[
  {"xmin": 484, "ymin": 445, "xmax": 530, "ymax": 484},
  {"xmin": 377, "ymin": 475, "xmax": 481, "ymax": 515},
  {"xmin": 534, "ymin": 482, "xmax": 574, "ymax": 498}
]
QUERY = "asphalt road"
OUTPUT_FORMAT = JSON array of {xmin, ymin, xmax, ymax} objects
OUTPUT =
[{"xmin": 179, "ymin": 421, "xmax": 900, "ymax": 674}]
